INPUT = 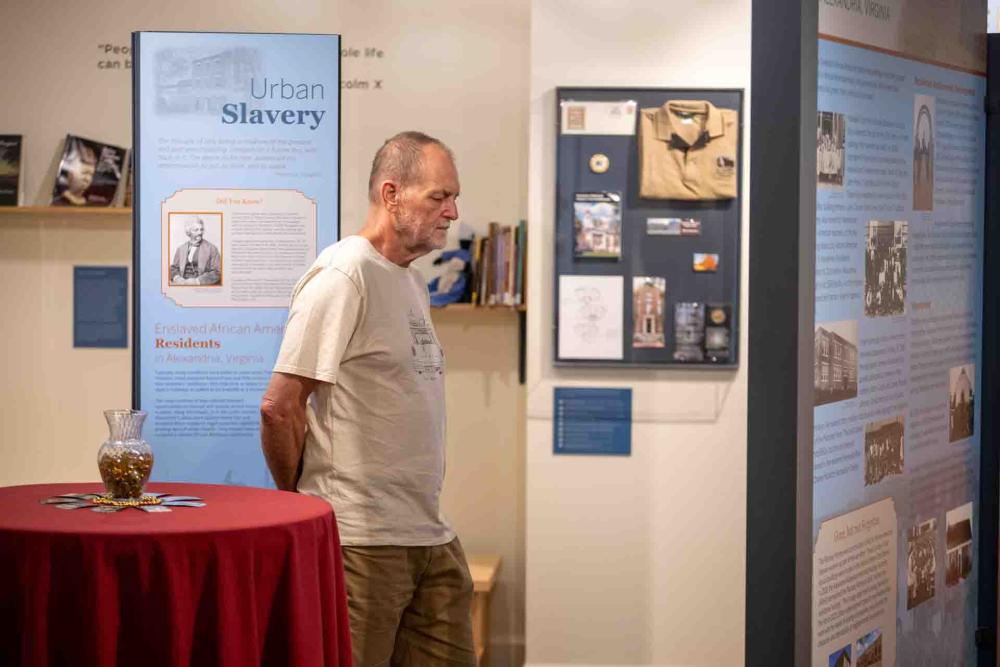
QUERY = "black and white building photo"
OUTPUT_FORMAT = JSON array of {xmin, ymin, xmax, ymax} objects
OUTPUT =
[
  {"xmin": 907, "ymin": 519, "xmax": 936, "ymax": 610},
  {"xmin": 864, "ymin": 221, "xmax": 907, "ymax": 317},
  {"xmin": 945, "ymin": 502, "xmax": 973, "ymax": 587},
  {"xmin": 948, "ymin": 364, "xmax": 975, "ymax": 442},
  {"xmin": 814, "ymin": 321, "xmax": 858, "ymax": 406},
  {"xmin": 864, "ymin": 416, "xmax": 904, "ymax": 486}
]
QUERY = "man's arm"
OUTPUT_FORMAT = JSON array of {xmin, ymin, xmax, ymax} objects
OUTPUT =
[
  {"xmin": 197, "ymin": 243, "xmax": 221, "ymax": 285},
  {"xmin": 169, "ymin": 245, "xmax": 183, "ymax": 282},
  {"xmin": 260, "ymin": 371, "xmax": 321, "ymax": 491}
]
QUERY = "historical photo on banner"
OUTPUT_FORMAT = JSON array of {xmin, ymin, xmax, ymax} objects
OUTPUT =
[
  {"xmin": 906, "ymin": 518, "xmax": 937, "ymax": 610},
  {"xmin": 573, "ymin": 192, "xmax": 622, "ymax": 259},
  {"xmin": 948, "ymin": 363, "xmax": 975, "ymax": 442},
  {"xmin": 864, "ymin": 415, "xmax": 904, "ymax": 486},
  {"xmin": 913, "ymin": 94, "xmax": 935, "ymax": 212},
  {"xmin": 864, "ymin": 220, "xmax": 907, "ymax": 317},
  {"xmin": 945, "ymin": 502, "xmax": 973, "ymax": 587},
  {"xmin": 631, "ymin": 276, "xmax": 665, "ymax": 348},
  {"xmin": 167, "ymin": 212, "xmax": 223, "ymax": 287},
  {"xmin": 817, "ymin": 110, "xmax": 846, "ymax": 188},
  {"xmin": 814, "ymin": 320, "xmax": 858, "ymax": 407}
]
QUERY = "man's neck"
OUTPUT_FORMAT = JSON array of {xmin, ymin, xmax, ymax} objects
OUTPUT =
[{"xmin": 358, "ymin": 209, "xmax": 418, "ymax": 267}]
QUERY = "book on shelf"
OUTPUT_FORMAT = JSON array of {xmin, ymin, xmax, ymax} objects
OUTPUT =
[
  {"xmin": 466, "ymin": 220, "xmax": 526, "ymax": 308},
  {"xmin": 0, "ymin": 135, "xmax": 23, "ymax": 206},
  {"xmin": 51, "ymin": 134, "xmax": 127, "ymax": 207},
  {"xmin": 123, "ymin": 151, "xmax": 133, "ymax": 208}
]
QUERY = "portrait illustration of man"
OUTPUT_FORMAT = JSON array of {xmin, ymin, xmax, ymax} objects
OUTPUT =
[{"xmin": 169, "ymin": 215, "xmax": 221, "ymax": 286}]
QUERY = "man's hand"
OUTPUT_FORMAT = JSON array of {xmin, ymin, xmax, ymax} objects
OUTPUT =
[{"xmin": 260, "ymin": 372, "xmax": 321, "ymax": 491}]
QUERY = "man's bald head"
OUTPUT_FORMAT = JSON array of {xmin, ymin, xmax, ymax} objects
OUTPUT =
[{"xmin": 367, "ymin": 131, "xmax": 455, "ymax": 205}]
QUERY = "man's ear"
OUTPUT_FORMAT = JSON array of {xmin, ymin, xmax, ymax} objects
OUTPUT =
[{"xmin": 380, "ymin": 181, "xmax": 400, "ymax": 210}]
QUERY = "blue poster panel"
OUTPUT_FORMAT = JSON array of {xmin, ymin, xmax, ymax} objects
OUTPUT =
[
  {"xmin": 74, "ymin": 266, "xmax": 128, "ymax": 348},
  {"xmin": 553, "ymin": 387, "xmax": 631, "ymax": 455},
  {"xmin": 133, "ymin": 32, "xmax": 340, "ymax": 485},
  {"xmin": 811, "ymin": 18, "xmax": 984, "ymax": 665}
]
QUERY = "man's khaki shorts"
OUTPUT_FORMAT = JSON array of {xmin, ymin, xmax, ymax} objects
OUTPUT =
[{"xmin": 340, "ymin": 537, "xmax": 476, "ymax": 666}]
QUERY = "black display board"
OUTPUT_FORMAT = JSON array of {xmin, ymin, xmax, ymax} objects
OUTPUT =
[{"xmin": 554, "ymin": 87, "xmax": 743, "ymax": 369}]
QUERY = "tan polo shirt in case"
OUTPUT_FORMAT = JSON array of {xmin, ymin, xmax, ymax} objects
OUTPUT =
[{"xmin": 638, "ymin": 100, "xmax": 739, "ymax": 200}]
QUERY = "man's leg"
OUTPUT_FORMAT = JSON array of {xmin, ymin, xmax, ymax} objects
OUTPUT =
[
  {"xmin": 341, "ymin": 545, "xmax": 418, "ymax": 667},
  {"xmin": 390, "ymin": 538, "xmax": 476, "ymax": 666}
]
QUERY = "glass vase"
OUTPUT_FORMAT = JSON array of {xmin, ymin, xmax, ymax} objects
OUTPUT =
[{"xmin": 97, "ymin": 409, "xmax": 154, "ymax": 499}]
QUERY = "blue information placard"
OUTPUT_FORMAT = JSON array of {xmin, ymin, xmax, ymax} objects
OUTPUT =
[
  {"xmin": 74, "ymin": 266, "xmax": 128, "ymax": 348},
  {"xmin": 553, "ymin": 387, "xmax": 632, "ymax": 456},
  {"xmin": 133, "ymin": 32, "xmax": 340, "ymax": 486}
]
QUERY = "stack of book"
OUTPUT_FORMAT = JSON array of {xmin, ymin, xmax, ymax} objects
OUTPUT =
[
  {"xmin": 0, "ymin": 135, "xmax": 22, "ymax": 206},
  {"xmin": 470, "ymin": 220, "xmax": 527, "ymax": 307}
]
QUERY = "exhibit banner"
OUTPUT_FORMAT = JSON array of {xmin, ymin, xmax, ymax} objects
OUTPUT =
[
  {"xmin": 813, "ymin": 8, "xmax": 984, "ymax": 665},
  {"xmin": 133, "ymin": 31, "xmax": 340, "ymax": 485}
]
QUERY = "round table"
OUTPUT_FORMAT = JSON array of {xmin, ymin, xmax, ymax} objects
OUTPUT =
[{"xmin": 0, "ymin": 482, "xmax": 351, "ymax": 666}]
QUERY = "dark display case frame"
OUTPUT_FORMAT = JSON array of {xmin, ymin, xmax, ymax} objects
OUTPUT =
[{"xmin": 553, "ymin": 86, "xmax": 744, "ymax": 369}]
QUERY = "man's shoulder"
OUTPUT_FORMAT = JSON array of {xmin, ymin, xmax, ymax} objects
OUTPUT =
[
  {"xmin": 291, "ymin": 237, "xmax": 370, "ymax": 300},
  {"xmin": 313, "ymin": 236, "xmax": 379, "ymax": 274}
]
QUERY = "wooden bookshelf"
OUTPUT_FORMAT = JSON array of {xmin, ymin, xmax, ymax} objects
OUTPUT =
[{"xmin": 430, "ymin": 303, "xmax": 527, "ymax": 383}]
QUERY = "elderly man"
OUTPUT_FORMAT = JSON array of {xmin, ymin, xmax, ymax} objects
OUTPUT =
[
  {"xmin": 261, "ymin": 131, "xmax": 475, "ymax": 666},
  {"xmin": 169, "ymin": 216, "xmax": 221, "ymax": 285}
]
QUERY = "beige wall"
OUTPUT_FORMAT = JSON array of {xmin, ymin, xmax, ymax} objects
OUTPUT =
[
  {"xmin": 0, "ymin": 213, "xmax": 133, "ymax": 484},
  {"xmin": 525, "ymin": 1, "xmax": 751, "ymax": 664},
  {"xmin": 4, "ymin": 1, "xmax": 759, "ymax": 663},
  {"xmin": 0, "ymin": 1, "xmax": 528, "ymax": 663}
]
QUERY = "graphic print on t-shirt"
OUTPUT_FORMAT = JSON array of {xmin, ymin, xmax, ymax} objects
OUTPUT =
[{"xmin": 408, "ymin": 309, "xmax": 443, "ymax": 378}]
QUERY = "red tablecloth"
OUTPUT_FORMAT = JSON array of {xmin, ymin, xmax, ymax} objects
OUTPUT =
[{"xmin": 0, "ymin": 483, "xmax": 351, "ymax": 666}]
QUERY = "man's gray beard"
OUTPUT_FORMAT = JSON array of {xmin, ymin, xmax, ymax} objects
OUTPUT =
[{"xmin": 393, "ymin": 207, "xmax": 418, "ymax": 245}]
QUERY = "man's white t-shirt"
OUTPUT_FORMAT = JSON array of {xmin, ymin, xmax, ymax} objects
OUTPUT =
[{"xmin": 273, "ymin": 235, "xmax": 454, "ymax": 546}]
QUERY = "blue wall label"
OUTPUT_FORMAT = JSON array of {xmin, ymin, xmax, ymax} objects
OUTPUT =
[
  {"xmin": 553, "ymin": 387, "xmax": 632, "ymax": 456},
  {"xmin": 74, "ymin": 266, "xmax": 128, "ymax": 348}
]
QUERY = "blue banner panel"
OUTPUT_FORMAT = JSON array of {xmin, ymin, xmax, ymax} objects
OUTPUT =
[
  {"xmin": 553, "ymin": 387, "xmax": 632, "ymax": 456},
  {"xmin": 812, "ymin": 38, "xmax": 984, "ymax": 665},
  {"xmin": 74, "ymin": 266, "xmax": 128, "ymax": 348},
  {"xmin": 133, "ymin": 32, "xmax": 340, "ymax": 486}
]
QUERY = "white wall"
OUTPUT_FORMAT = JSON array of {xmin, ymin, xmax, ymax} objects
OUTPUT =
[
  {"xmin": 0, "ymin": 2, "xmax": 528, "ymax": 663},
  {"xmin": 525, "ymin": 1, "xmax": 751, "ymax": 665}
]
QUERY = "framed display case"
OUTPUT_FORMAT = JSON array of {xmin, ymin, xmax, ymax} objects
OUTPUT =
[{"xmin": 554, "ymin": 87, "xmax": 743, "ymax": 369}]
